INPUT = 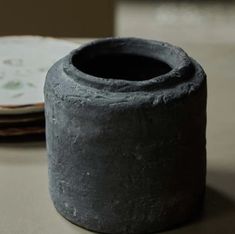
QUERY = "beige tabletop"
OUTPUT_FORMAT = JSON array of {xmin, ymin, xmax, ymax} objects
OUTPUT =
[{"xmin": 0, "ymin": 39, "xmax": 235, "ymax": 234}]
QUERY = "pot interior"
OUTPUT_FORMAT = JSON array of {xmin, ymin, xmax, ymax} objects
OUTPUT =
[{"xmin": 72, "ymin": 52, "xmax": 172, "ymax": 81}]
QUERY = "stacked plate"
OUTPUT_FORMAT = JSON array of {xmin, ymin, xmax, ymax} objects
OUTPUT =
[{"xmin": 0, "ymin": 36, "xmax": 78, "ymax": 141}]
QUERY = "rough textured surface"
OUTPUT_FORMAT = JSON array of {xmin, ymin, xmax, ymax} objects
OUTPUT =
[{"xmin": 44, "ymin": 38, "xmax": 207, "ymax": 234}]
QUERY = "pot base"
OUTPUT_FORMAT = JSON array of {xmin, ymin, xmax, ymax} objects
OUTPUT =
[{"xmin": 51, "ymin": 191, "xmax": 205, "ymax": 234}]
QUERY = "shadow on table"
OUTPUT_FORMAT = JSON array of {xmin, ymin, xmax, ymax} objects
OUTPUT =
[{"xmin": 165, "ymin": 170, "xmax": 235, "ymax": 234}]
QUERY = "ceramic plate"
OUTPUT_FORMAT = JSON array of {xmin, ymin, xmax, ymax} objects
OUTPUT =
[
  {"xmin": 0, "ymin": 115, "xmax": 43, "ymax": 123},
  {"xmin": 0, "ymin": 36, "xmax": 78, "ymax": 114},
  {"xmin": 0, "ymin": 126, "xmax": 44, "ymax": 137}
]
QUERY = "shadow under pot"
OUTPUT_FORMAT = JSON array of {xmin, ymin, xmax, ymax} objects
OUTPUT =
[{"xmin": 44, "ymin": 38, "xmax": 207, "ymax": 234}]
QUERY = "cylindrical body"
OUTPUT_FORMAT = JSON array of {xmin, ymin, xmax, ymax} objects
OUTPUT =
[{"xmin": 44, "ymin": 38, "xmax": 207, "ymax": 234}]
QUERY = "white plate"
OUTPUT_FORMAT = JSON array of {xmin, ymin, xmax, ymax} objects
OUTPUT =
[{"xmin": 0, "ymin": 36, "xmax": 79, "ymax": 114}]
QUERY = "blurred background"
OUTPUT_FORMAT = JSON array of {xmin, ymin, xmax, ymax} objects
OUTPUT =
[
  {"xmin": 0, "ymin": 0, "xmax": 234, "ymax": 44},
  {"xmin": 116, "ymin": 0, "xmax": 235, "ymax": 44}
]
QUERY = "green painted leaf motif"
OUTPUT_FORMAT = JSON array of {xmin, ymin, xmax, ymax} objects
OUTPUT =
[
  {"xmin": 3, "ymin": 58, "xmax": 23, "ymax": 66},
  {"xmin": 39, "ymin": 67, "xmax": 47, "ymax": 72},
  {"xmin": 0, "ymin": 72, "xmax": 4, "ymax": 79},
  {"xmin": 27, "ymin": 82, "xmax": 36, "ymax": 88},
  {"xmin": 3, "ymin": 80, "xmax": 23, "ymax": 90},
  {"xmin": 12, "ymin": 93, "xmax": 24, "ymax": 98}
]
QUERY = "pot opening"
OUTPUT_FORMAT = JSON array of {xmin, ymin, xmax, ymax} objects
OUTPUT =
[{"xmin": 72, "ymin": 52, "xmax": 172, "ymax": 81}]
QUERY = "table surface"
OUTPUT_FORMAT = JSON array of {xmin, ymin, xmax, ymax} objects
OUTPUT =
[{"xmin": 0, "ymin": 38, "xmax": 235, "ymax": 234}]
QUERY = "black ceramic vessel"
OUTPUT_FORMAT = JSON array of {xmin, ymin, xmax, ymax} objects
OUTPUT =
[{"xmin": 44, "ymin": 38, "xmax": 207, "ymax": 234}]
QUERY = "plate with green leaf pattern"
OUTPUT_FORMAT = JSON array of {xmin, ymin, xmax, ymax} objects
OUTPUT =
[{"xmin": 0, "ymin": 36, "xmax": 78, "ymax": 115}]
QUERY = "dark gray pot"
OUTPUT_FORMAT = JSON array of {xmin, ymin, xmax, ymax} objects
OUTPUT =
[{"xmin": 44, "ymin": 38, "xmax": 207, "ymax": 234}]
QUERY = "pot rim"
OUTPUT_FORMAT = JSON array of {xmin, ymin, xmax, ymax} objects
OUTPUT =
[{"xmin": 63, "ymin": 37, "xmax": 194, "ymax": 92}]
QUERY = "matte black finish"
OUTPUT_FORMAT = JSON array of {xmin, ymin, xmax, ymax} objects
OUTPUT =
[{"xmin": 44, "ymin": 38, "xmax": 207, "ymax": 234}]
